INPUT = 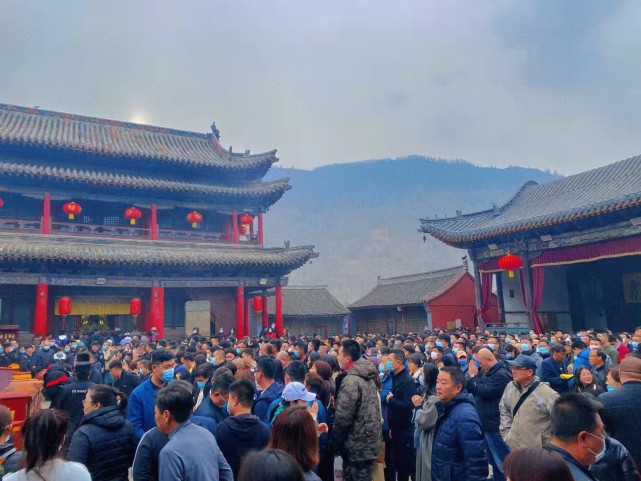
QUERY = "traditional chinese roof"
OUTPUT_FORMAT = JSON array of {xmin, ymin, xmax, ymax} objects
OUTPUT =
[
  {"xmin": 0, "ymin": 232, "xmax": 316, "ymax": 272},
  {"xmin": 0, "ymin": 103, "xmax": 277, "ymax": 174},
  {"xmin": 420, "ymin": 155, "xmax": 641, "ymax": 246},
  {"xmin": 349, "ymin": 266, "xmax": 467, "ymax": 309},
  {"xmin": 267, "ymin": 286, "xmax": 349, "ymax": 318},
  {"xmin": 0, "ymin": 160, "xmax": 290, "ymax": 206}
]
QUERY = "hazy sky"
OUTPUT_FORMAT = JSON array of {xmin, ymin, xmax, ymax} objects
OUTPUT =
[{"xmin": 1, "ymin": 1, "xmax": 639, "ymax": 173}]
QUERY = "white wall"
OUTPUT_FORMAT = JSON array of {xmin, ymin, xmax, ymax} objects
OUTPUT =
[{"xmin": 500, "ymin": 265, "xmax": 572, "ymax": 330}]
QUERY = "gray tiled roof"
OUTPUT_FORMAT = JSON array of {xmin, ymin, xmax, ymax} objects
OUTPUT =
[
  {"xmin": 421, "ymin": 155, "xmax": 641, "ymax": 245},
  {"xmin": 0, "ymin": 103, "xmax": 277, "ymax": 171},
  {"xmin": 0, "ymin": 160, "xmax": 290, "ymax": 205},
  {"xmin": 349, "ymin": 266, "xmax": 467, "ymax": 309},
  {"xmin": 267, "ymin": 286, "xmax": 349, "ymax": 318},
  {"xmin": 0, "ymin": 232, "xmax": 316, "ymax": 269}
]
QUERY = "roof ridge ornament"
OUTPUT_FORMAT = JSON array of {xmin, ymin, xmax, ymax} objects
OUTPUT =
[{"xmin": 210, "ymin": 121, "xmax": 220, "ymax": 140}]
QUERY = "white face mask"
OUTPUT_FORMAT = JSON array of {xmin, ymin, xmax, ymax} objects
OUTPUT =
[
  {"xmin": 430, "ymin": 352, "xmax": 439, "ymax": 360},
  {"xmin": 585, "ymin": 432, "xmax": 606, "ymax": 464}
]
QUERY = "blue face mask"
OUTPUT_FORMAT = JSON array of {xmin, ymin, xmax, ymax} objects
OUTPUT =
[
  {"xmin": 376, "ymin": 353, "xmax": 381, "ymax": 360},
  {"xmin": 385, "ymin": 360, "xmax": 393, "ymax": 370},
  {"xmin": 42, "ymin": 345, "xmax": 50, "ymax": 351},
  {"xmin": 537, "ymin": 347, "xmax": 548, "ymax": 355},
  {"xmin": 436, "ymin": 341, "xmax": 444, "ymax": 348},
  {"xmin": 236, "ymin": 348, "xmax": 241, "ymax": 355},
  {"xmin": 293, "ymin": 350, "xmax": 300, "ymax": 359},
  {"xmin": 452, "ymin": 347, "xmax": 459, "ymax": 354},
  {"xmin": 458, "ymin": 359, "xmax": 468, "ymax": 368},
  {"xmin": 223, "ymin": 401, "xmax": 230, "ymax": 416},
  {"xmin": 630, "ymin": 342, "xmax": 639, "ymax": 348},
  {"xmin": 196, "ymin": 381, "xmax": 206, "ymax": 390},
  {"xmin": 550, "ymin": 340, "xmax": 555, "ymax": 345},
  {"xmin": 161, "ymin": 368, "xmax": 175, "ymax": 383},
  {"xmin": 378, "ymin": 364, "xmax": 385, "ymax": 373},
  {"xmin": 19, "ymin": 350, "xmax": 25, "ymax": 354},
  {"xmin": 64, "ymin": 348, "xmax": 70, "ymax": 353},
  {"xmin": 606, "ymin": 385, "xmax": 615, "ymax": 392},
  {"xmin": 505, "ymin": 354, "xmax": 514, "ymax": 360},
  {"xmin": 487, "ymin": 343, "xmax": 495, "ymax": 351},
  {"xmin": 473, "ymin": 360, "xmax": 480, "ymax": 369},
  {"xmin": 520, "ymin": 343, "xmax": 530, "ymax": 352}
]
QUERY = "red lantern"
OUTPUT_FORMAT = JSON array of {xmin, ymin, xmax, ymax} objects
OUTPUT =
[
  {"xmin": 0, "ymin": 198, "xmax": 4, "ymax": 208},
  {"xmin": 239, "ymin": 213, "xmax": 254, "ymax": 225},
  {"xmin": 252, "ymin": 296, "xmax": 263, "ymax": 311},
  {"xmin": 63, "ymin": 201, "xmax": 82, "ymax": 220},
  {"xmin": 186, "ymin": 211, "xmax": 203, "ymax": 228},
  {"xmin": 498, "ymin": 253, "xmax": 523, "ymax": 278},
  {"xmin": 130, "ymin": 298, "xmax": 142, "ymax": 316},
  {"xmin": 239, "ymin": 224, "xmax": 248, "ymax": 235},
  {"xmin": 58, "ymin": 297, "xmax": 72, "ymax": 316},
  {"xmin": 124, "ymin": 207, "xmax": 142, "ymax": 225}
]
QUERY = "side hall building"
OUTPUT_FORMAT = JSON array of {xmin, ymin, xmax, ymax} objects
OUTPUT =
[
  {"xmin": 0, "ymin": 103, "xmax": 316, "ymax": 339},
  {"xmin": 421, "ymin": 155, "xmax": 641, "ymax": 334}
]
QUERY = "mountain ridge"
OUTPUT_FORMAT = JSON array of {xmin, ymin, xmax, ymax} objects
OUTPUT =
[{"xmin": 263, "ymin": 156, "xmax": 560, "ymax": 304}]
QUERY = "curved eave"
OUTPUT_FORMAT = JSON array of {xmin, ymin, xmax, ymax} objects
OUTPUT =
[
  {"xmin": 349, "ymin": 302, "xmax": 423, "ymax": 310},
  {"xmin": 0, "ymin": 233, "xmax": 317, "ymax": 270},
  {"xmin": 0, "ymin": 160, "xmax": 291, "ymax": 207},
  {"xmin": 0, "ymin": 104, "xmax": 278, "ymax": 173},
  {"xmin": 421, "ymin": 193, "xmax": 641, "ymax": 246}
]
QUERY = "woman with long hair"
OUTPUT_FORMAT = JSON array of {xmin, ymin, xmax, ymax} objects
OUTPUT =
[
  {"xmin": 269, "ymin": 405, "xmax": 321, "ymax": 481},
  {"xmin": 4, "ymin": 409, "xmax": 90, "ymax": 481},
  {"xmin": 68, "ymin": 384, "xmax": 136, "ymax": 481},
  {"xmin": 503, "ymin": 447, "xmax": 573, "ymax": 481},
  {"xmin": 411, "ymin": 363, "xmax": 442, "ymax": 481},
  {"xmin": 572, "ymin": 367, "xmax": 605, "ymax": 396},
  {"xmin": 409, "ymin": 353, "xmax": 425, "ymax": 388}
]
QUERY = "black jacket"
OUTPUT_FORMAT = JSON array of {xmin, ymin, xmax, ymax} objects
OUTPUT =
[
  {"xmin": 57, "ymin": 379, "xmax": 96, "ymax": 441},
  {"xmin": 112, "ymin": 370, "xmax": 141, "ymax": 396},
  {"xmin": 388, "ymin": 368, "xmax": 418, "ymax": 431},
  {"xmin": 214, "ymin": 414, "xmax": 270, "ymax": 479},
  {"xmin": 540, "ymin": 356, "xmax": 570, "ymax": 394},
  {"xmin": 68, "ymin": 405, "xmax": 136, "ymax": 481},
  {"xmin": 467, "ymin": 360, "xmax": 512, "ymax": 433},
  {"xmin": 590, "ymin": 435, "xmax": 640, "ymax": 481},
  {"xmin": 599, "ymin": 381, "xmax": 641, "ymax": 469}
]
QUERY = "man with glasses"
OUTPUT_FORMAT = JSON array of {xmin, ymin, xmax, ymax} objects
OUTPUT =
[{"xmin": 499, "ymin": 354, "xmax": 559, "ymax": 451}]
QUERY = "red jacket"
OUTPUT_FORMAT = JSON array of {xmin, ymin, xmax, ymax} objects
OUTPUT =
[{"xmin": 618, "ymin": 343, "xmax": 630, "ymax": 361}]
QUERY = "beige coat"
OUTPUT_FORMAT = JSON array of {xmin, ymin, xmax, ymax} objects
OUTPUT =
[{"xmin": 499, "ymin": 377, "xmax": 559, "ymax": 450}]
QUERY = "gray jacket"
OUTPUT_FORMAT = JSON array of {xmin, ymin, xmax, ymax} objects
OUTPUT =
[
  {"xmin": 414, "ymin": 395, "xmax": 442, "ymax": 481},
  {"xmin": 330, "ymin": 358, "xmax": 383, "ymax": 462}
]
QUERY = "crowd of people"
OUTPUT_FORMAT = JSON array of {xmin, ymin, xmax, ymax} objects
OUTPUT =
[{"xmin": 1, "ymin": 324, "xmax": 641, "ymax": 481}]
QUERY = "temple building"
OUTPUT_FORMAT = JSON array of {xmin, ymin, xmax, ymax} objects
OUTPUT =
[
  {"xmin": 421, "ymin": 155, "xmax": 641, "ymax": 333},
  {"xmin": 349, "ymin": 265, "xmax": 498, "ymax": 333},
  {"xmin": 0, "ymin": 103, "xmax": 316, "ymax": 339},
  {"xmin": 266, "ymin": 286, "xmax": 349, "ymax": 337}
]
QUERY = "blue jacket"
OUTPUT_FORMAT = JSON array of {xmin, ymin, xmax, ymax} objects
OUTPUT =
[
  {"xmin": 251, "ymin": 381, "xmax": 283, "ymax": 424},
  {"xmin": 128, "ymin": 378, "xmax": 162, "ymax": 442},
  {"xmin": 431, "ymin": 393, "xmax": 488, "ymax": 481},
  {"xmin": 569, "ymin": 349, "xmax": 591, "ymax": 389},
  {"xmin": 379, "ymin": 373, "xmax": 393, "ymax": 430}
]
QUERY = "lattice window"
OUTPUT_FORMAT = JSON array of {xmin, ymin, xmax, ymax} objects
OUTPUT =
[
  {"xmin": 103, "ymin": 216, "xmax": 120, "ymax": 226},
  {"xmin": 82, "ymin": 215, "xmax": 92, "ymax": 224}
]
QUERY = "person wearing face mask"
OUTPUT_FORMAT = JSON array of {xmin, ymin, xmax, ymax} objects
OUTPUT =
[
  {"xmin": 546, "ymin": 392, "xmax": 607, "ymax": 481},
  {"xmin": 251, "ymin": 357, "xmax": 284, "ymax": 424},
  {"xmin": 214, "ymin": 380, "xmax": 270, "ymax": 480},
  {"xmin": 0, "ymin": 342, "xmax": 17, "ymax": 367},
  {"xmin": 128, "ymin": 349, "xmax": 176, "ymax": 442},
  {"xmin": 516, "ymin": 337, "xmax": 544, "ymax": 376},
  {"xmin": 109, "ymin": 359, "xmax": 141, "ymax": 396},
  {"xmin": 32, "ymin": 339, "xmax": 56, "ymax": 373},
  {"xmin": 194, "ymin": 369, "xmax": 234, "ymax": 423},
  {"xmin": 378, "ymin": 354, "xmax": 395, "ymax": 481},
  {"xmin": 17, "ymin": 346, "xmax": 36, "ymax": 375}
]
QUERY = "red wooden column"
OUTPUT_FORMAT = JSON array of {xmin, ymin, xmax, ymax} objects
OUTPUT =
[
  {"xmin": 262, "ymin": 290, "xmax": 269, "ymax": 328},
  {"xmin": 275, "ymin": 285, "xmax": 283, "ymax": 337},
  {"xmin": 244, "ymin": 297, "xmax": 251, "ymax": 338},
  {"xmin": 150, "ymin": 286, "xmax": 164, "ymax": 338},
  {"xmin": 257, "ymin": 212, "xmax": 264, "ymax": 246},
  {"xmin": 42, "ymin": 193, "xmax": 51, "ymax": 235},
  {"xmin": 236, "ymin": 284, "xmax": 245, "ymax": 338},
  {"xmin": 232, "ymin": 210, "xmax": 239, "ymax": 245},
  {"xmin": 150, "ymin": 204, "xmax": 159, "ymax": 240},
  {"xmin": 34, "ymin": 283, "xmax": 48, "ymax": 336}
]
